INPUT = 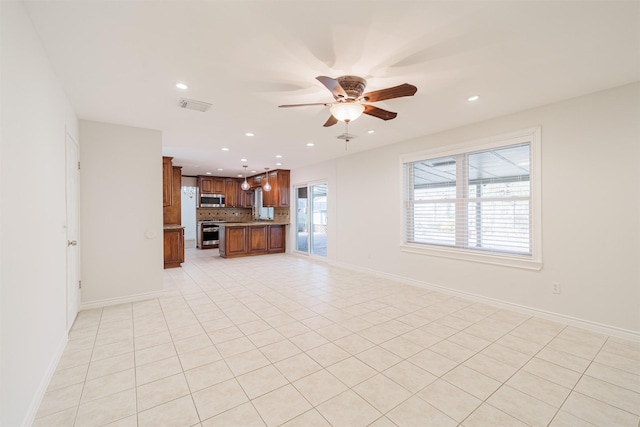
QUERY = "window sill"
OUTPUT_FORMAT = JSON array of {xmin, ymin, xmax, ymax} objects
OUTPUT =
[{"xmin": 400, "ymin": 243, "xmax": 542, "ymax": 271}]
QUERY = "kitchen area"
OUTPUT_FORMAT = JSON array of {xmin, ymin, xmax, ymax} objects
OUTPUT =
[{"xmin": 163, "ymin": 156, "xmax": 290, "ymax": 268}]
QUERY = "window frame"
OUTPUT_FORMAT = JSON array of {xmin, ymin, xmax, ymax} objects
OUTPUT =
[{"xmin": 400, "ymin": 127, "xmax": 542, "ymax": 270}]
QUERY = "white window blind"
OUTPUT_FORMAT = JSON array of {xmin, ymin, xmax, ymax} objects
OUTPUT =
[{"xmin": 404, "ymin": 142, "xmax": 532, "ymax": 257}]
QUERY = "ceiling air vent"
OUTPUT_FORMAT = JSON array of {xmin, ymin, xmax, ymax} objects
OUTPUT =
[{"xmin": 178, "ymin": 98, "xmax": 212, "ymax": 112}]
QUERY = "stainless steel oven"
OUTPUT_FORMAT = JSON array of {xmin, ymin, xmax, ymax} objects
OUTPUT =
[{"xmin": 197, "ymin": 221, "xmax": 220, "ymax": 249}]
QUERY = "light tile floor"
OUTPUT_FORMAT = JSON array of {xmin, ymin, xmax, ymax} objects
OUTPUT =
[{"xmin": 35, "ymin": 249, "xmax": 640, "ymax": 426}]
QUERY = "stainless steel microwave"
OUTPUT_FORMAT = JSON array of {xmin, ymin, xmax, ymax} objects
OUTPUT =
[{"xmin": 200, "ymin": 193, "xmax": 225, "ymax": 207}]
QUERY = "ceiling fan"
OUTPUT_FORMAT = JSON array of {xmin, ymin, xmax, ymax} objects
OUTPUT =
[{"xmin": 278, "ymin": 76, "xmax": 417, "ymax": 127}]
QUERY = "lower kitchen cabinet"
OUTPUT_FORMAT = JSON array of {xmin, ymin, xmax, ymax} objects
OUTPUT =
[
  {"xmin": 219, "ymin": 224, "xmax": 286, "ymax": 258},
  {"xmin": 163, "ymin": 226, "xmax": 185, "ymax": 268}
]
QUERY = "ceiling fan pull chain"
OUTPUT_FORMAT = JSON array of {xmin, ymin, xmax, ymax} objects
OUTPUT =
[{"xmin": 345, "ymin": 121, "xmax": 351, "ymax": 151}]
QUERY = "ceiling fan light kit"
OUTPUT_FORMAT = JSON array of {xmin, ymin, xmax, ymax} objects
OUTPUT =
[
  {"xmin": 330, "ymin": 103, "xmax": 365, "ymax": 122},
  {"xmin": 278, "ymin": 75, "xmax": 417, "ymax": 128}
]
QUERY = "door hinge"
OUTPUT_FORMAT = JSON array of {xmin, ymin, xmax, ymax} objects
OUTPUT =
[
  {"xmin": 78, "ymin": 280, "xmax": 82, "ymax": 289},
  {"xmin": 77, "ymin": 161, "xmax": 81, "ymax": 170}
]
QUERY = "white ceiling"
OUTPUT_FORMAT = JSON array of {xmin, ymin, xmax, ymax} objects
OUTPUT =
[{"xmin": 24, "ymin": 1, "xmax": 639, "ymax": 177}]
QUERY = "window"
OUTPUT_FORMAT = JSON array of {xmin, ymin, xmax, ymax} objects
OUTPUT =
[{"xmin": 402, "ymin": 128, "xmax": 541, "ymax": 269}]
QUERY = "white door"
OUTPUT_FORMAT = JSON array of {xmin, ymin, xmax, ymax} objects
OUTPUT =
[{"xmin": 66, "ymin": 132, "xmax": 80, "ymax": 331}]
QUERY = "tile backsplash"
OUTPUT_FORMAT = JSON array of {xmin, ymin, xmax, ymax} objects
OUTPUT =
[{"xmin": 196, "ymin": 207, "xmax": 290, "ymax": 223}]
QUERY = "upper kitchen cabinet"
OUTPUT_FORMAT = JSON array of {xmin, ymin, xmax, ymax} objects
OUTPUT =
[
  {"xmin": 225, "ymin": 178, "xmax": 240, "ymax": 207},
  {"xmin": 263, "ymin": 169, "xmax": 290, "ymax": 208},
  {"xmin": 198, "ymin": 176, "xmax": 225, "ymax": 194},
  {"xmin": 162, "ymin": 156, "xmax": 173, "ymax": 207},
  {"xmin": 240, "ymin": 188, "xmax": 254, "ymax": 208}
]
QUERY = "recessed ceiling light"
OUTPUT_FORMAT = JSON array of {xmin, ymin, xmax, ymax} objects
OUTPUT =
[
  {"xmin": 176, "ymin": 83, "xmax": 188, "ymax": 90},
  {"xmin": 245, "ymin": 132, "xmax": 254, "ymax": 137},
  {"xmin": 467, "ymin": 95, "xmax": 479, "ymax": 102},
  {"xmin": 205, "ymin": 172, "xmax": 212, "ymax": 175},
  {"xmin": 237, "ymin": 174, "xmax": 243, "ymax": 177},
  {"xmin": 275, "ymin": 162, "xmax": 282, "ymax": 166},
  {"xmin": 217, "ymin": 168, "xmax": 223, "ymax": 171},
  {"xmin": 306, "ymin": 143, "xmax": 315, "ymax": 147},
  {"xmin": 367, "ymin": 129, "xmax": 375, "ymax": 134},
  {"xmin": 221, "ymin": 147, "xmax": 229, "ymax": 151},
  {"xmin": 251, "ymin": 170, "xmax": 256, "ymax": 173},
  {"xmin": 275, "ymin": 155, "xmax": 282, "ymax": 158},
  {"xmin": 240, "ymin": 158, "xmax": 247, "ymax": 162}
]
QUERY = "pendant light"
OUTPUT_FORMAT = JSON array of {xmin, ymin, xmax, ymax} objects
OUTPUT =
[
  {"xmin": 263, "ymin": 167, "xmax": 272, "ymax": 192},
  {"xmin": 241, "ymin": 165, "xmax": 250, "ymax": 191}
]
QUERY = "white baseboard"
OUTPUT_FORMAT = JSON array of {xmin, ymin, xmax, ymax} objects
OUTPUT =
[
  {"xmin": 22, "ymin": 332, "xmax": 68, "ymax": 427},
  {"xmin": 330, "ymin": 260, "xmax": 640, "ymax": 343},
  {"xmin": 79, "ymin": 290, "xmax": 167, "ymax": 311}
]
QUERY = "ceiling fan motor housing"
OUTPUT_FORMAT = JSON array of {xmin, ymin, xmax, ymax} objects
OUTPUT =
[{"xmin": 336, "ymin": 76, "xmax": 367, "ymax": 100}]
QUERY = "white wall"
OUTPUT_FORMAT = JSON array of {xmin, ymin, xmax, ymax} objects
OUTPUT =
[
  {"xmin": 0, "ymin": 2, "xmax": 79, "ymax": 425},
  {"xmin": 293, "ymin": 83, "xmax": 640, "ymax": 337},
  {"xmin": 80, "ymin": 121, "xmax": 163, "ymax": 306}
]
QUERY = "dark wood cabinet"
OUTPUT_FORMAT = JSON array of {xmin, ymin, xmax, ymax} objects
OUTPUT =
[
  {"xmin": 163, "ymin": 157, "xmax": 184, "ymax": 268},
  {"xmin": 163, "ymin": 166, "xmax": 182, "ymax": 225},
  {"xmin": 219, "ymin": 224, "xmax": 286, "ymax": 258},
  {"xmin": 198, "ymin": 176, "xmax": 225, "ymax": 194},
  {"xmin": 163, "ymin": 227, "xmax": 184, "ymax": 268},
  {"xmin": 249, "ymin": 226, "xmax": 268, "ymax": 254},
  {"xmin": 162, "ymin": 157, "xmax": 173, "ymax": 207},
  {"xmin": 225, "ymin": 178, "xmax": 240, "ymax": 207},
  {"xmin": 240, "ymin": 189, "xmax": 254, "ymax": 208},
  {"xmin": 219, "ymin": 226, "xmax": 248, "ymax": 258},
  {"xmin": 262, "ymin": 170, "xmax": 290, "ymax": 208},
  {"xmin": 268, "ymin": 225, "xmax": 285, "ymax": 253},
  {"xmin": 198, "ymin": 176, "xmax": 214, "ymax": 194}
]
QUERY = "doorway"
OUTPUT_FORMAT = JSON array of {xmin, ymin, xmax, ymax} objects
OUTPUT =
[
  {"xmin": 65, "ymin": 132, "xmax": 80, "ymax": 331},
  {"xmin": 295, "ymin": 183, "xmax": 327, "ymax": 257}
]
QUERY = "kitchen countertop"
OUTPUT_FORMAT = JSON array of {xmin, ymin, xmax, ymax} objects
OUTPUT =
[
  {"xmin": 163, "ymin": 224, "xmax": 185, "ymax": 230},
  {"xmin": 217, "ymin": 221, "xmax": 289, "ymax": 227}
]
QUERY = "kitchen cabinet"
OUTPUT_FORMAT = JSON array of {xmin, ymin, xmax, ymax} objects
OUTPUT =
[
  {"xmin": 268, "ymin": 224, "xmax": 285, "ymax": 252},
  {"xmin": 163, "ymin": 157, "xmax": 184, "ymax": 268},
  {"xmin": 225, "ymin": 178, "xmax": 240, "ymax": 207},
  {"xmin": 162, "ymin": 156, "xmax": 173, "ymax": 207},
  {"xmin": 198, "ymin": 176, "xmax": 225, "ymax": 194},
  {"xmin": 262, "ymin": 170, "xmax": 290, "ymax": 208},
  {"xmin": 219, "ymin": 224, "xmax": 286, "ymax": 258},
  {"xmin": 163, "ymin": 227, "xmax": 184, "ymax": 268},
  {"xmin": 240, "ymin": 189, "xmax": 254, "ymax": 208},
  {"xmin": 163, "ymin": 165, "xmax": 182, "ymax": 225},
  {"xmin": 219, "ymin": 226, "xmax": 248, "ymax": 258},
  {"xmin": 249, "ymin": 225, "xmax": 268, "ymax": 254}
]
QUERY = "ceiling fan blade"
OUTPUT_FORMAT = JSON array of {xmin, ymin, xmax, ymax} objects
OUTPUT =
[
  {"xmin": 323, "ymin": 115, "xmax": 338, "ymax": 127},
  {"xmin": 278, "ymin": 102, "xmax": 330, "ymax": 108},
  {"xmin": 316, "ymin": 76, "xmax": 349, "ymax": 100},
  {"xmin": 361, "ymin": 83, "xmax": 417, "ymax": 102},
  {"xmin": 363, "ymin": 104, "xmax": 398, "ymax": 121}
]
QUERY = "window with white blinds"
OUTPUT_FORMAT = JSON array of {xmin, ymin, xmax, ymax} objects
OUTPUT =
[{"xmin": 402, "ymin": 128, "xmax": 541, "ymax": 269}]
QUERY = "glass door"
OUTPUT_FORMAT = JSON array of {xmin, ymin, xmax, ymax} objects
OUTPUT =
[{"xmin": 295, "ymin": 183, "xmax": 327, "ymax": 257}]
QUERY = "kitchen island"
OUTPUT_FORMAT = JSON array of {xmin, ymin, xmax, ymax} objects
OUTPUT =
[{"xmin": 218, "ymin": 222, "xmax": 286, "ymax": 258}]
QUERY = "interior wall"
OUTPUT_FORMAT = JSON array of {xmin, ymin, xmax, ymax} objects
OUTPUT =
[
  {"xmin": 0, "ymin": 2, "xmax": 79, "ymax": 425},
  {"xmin": 79, "ymin": 120, "xmax": 163, "ymax": 306},
  {"xmin": 300, "ymin": 83, "xmax": 640, "ymax": 336}
]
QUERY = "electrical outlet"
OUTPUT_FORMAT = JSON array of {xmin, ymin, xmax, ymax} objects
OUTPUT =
[{"xmin": 552, "ymin": 283, "xmax": 561, "ymax": 294}]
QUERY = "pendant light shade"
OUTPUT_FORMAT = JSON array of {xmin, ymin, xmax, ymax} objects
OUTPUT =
[
  {"xmin": 330, "ymin": 103, "xmax": 365, "ymax": 122},
  {"xmin": 241, "ymin": 165, "xmax": 250, "ymax": 191},
  {"xmin": 263, "ymin": 167, "xmax": 272, "ymax": 192}
]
